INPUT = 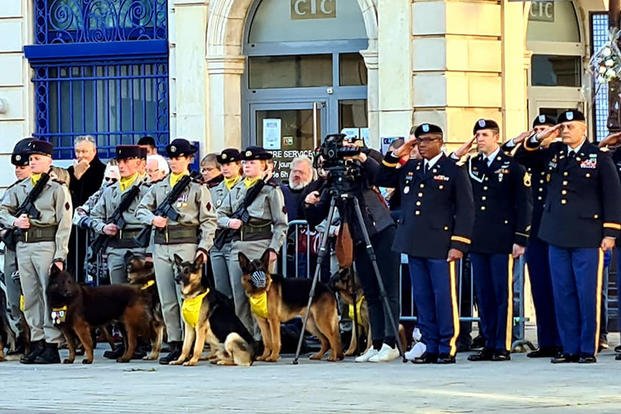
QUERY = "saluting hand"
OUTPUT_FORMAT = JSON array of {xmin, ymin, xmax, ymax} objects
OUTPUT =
[
  {"xmin": 447, "ymin": 248, "xmax": 463, "ymax": 262},
  {"xmin": 13, "ymin": 214, "xmax": 30, "ymax": 229},
  {"xmin": 601, "ymin": 236, "xmax": 615, "ymax": 252},
  {"xmin": 512, "ymin": 244, "xmax": 525, "ymax": 258},
  {"xmin": 453, "ymin": 137, "xmax": 476, "ymax": 159},
  {"xmin": 598, "ymin": 131, "xmax": 621, "ymax": 148},
  {"xmin": 393, "ymin": 140, "xmax": 417, "ymax": 160},
  {"xmin": 512, "ymin": 130, "xmax": 534, "ymax": 145},
  {"xmin": 535, "ymin": 124, "xmax": 561, "ymax": 141}
]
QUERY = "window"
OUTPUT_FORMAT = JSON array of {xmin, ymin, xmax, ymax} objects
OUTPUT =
[
  {"xmin": 248, "ymin": 55, "xmax": 332, "ymax": 89},
  {"xmin": 591, "ymin": 13, "xmax": 610, "ymax": 142},
  {"xmin": 531, "ymin": 55, "xmax": 581, "ymax": 87}
]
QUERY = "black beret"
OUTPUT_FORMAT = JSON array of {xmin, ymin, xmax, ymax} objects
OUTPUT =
[
  {"xmin": 28, "ymin": 140, "xmax": 53, "ymax": 156},
  {"xmin": 115, "ymin": 145, "xmax": 143, "ymax": 160},
  {"xmin": 166, "ymin": 138, "xmax": 197, "ymax": 158},
  {"xmin": 137, "ymin": 136, "xmax": 156, "ymax": 147},
  {"xmin": 241, "ymin": 146, "xmax": 273, "ymax": 161},
  {"xmin": 11, "ymin": 138, "xmax": 34, "ymax": 166},
  {"xmin": 414, "ymin": 123, "xmax": 443, "ymax": 138},
  {"xmin": 217, "ymin": 148, "xmax": 241, "ymax": 164},
  {"xmin": 532, "ymin": 114, "xmax": 557, "ymax": 128},
  {"xmin": 473, "ymin": 119, "xmax": 499, "ymax": 134},
  {"xmin": 557, "ymin": 109, "xmax": 585, "ymax": 123}
]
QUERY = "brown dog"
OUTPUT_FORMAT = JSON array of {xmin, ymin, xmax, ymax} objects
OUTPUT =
[
  {"xmin": 125, "ymin": 252, "xmax": 165, "ymax": 360},
  {"xmin": 47, "ymin": 265, "xmax": 157, "ymax": 363},
  {"xmin": 239, "ymin": 250, "xmax": 343, "ymax": 362},
  {"xmin": 329, "ymin": 267, "xmax": 407, "ymax": 356}
]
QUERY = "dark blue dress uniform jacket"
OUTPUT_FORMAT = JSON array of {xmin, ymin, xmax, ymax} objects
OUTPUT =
[
  {"xmin": 517, "ymin": 140, "xmax": 621, "ymax": 247},
  {"xmin": 467, "ymin": 152, "xmax": 533, "ymax": 254},
  {"xmin": 375, "ymin": 152, "xmax": 474, "ymax": 259}
]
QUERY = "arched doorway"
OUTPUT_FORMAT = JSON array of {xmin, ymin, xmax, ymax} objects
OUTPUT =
[{"xmin": 241, "ymin": 0, "xmax": 370, "ymax": 179}]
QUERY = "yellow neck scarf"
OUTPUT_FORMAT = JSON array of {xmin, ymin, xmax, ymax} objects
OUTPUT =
[
  {"xmin": 181, "ymin": 290, "xmax": 209, "ymax": 328},
  {"xmin": 249, "ymin": 291, "xmax": 269, "ymax": 319},
  {"xmin": 244, "ymin": 176, "xmax": 261, "ymax": 189},
  {"xmin": 31, "ymin": 173, "xmax": 42, "ymax": 186},
  {"xmin": 224, "ymin": 176, "xmax": 241, "ymax": 190},
  {"xmin": 348, "ymin": 295, "xmax": 365, "ymax": 325},
  {"xmin": 119, "ymin": 172, "xmax": 139, "ymax": 192},
  {"xmin": 169, "ymin": 171, "xmax": 189, "ymax": 188}
]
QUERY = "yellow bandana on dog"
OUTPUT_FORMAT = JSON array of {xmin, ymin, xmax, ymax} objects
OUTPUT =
[
  {"xmin": 182, "ymin": 290, "xmax": 208, "ymax": 328},
  {"xmin": 249, "ymin": 292, "xmax": 268, "ymax": 319},
  {"xmin": 348, "ymin": 296, "xmax": 365, "ymax": 325}
]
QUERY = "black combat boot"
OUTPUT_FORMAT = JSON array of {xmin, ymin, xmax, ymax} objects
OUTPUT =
[
  {"xmin": 20, "ymin": 340, "xmax": 45, "ymax": 364},
  {"xmin": 32, "ymin": 342, "xmax": 61, "ymax": 364},
  {"xmin": 158, "ymin": 341, "xmax": 183, "ymax": 365}
]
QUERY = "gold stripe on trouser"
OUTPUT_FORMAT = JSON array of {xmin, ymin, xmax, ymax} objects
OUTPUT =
[
  {"xmin": 505, "ymin": 255, "xmax": 514, "ymax": 352},
  {"xmin": 448, "ymin": 260, "xmax": 460, "ymax": 357},
  {"xmin": 594, "ymin": 249, "xmax": 604, "ymax": 355}
]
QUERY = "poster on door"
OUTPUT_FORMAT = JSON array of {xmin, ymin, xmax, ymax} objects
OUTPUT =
[{"xmin": 263, "ymin": 119, "xmax": 281, "ymax": 150}]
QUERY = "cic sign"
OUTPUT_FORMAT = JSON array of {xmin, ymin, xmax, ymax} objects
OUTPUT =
[
  {"xmin": 529, "ymin": 1, "xmax": 554, "ymax": 22},
  {"xmin": 291, "ymin": 0, "xmax": 336, "ymax": 20}
]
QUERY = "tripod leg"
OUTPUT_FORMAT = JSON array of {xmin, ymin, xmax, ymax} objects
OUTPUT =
[
  {"xmin": 351, "ymin": 197, "xmax": 406, "ymax": 362},
  {"xmin": 293, "ymin": 198, "xmax": 339, "ymax": 364}
]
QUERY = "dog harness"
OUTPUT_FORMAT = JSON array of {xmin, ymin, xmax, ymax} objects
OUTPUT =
[
  {"xmin": 348, "ymin": 296, "xmax": 365, "ymax": 325},
  {"xmin": 249, "ymin": 292, "xmax": 269, "ymax": 319},
  {"xmin": 182, "ymin": 290, "xmax": 209, "ymax": 328},
  {"xmin": 51, "ymin": 306, "xmax": 68, "ymax": 325}
]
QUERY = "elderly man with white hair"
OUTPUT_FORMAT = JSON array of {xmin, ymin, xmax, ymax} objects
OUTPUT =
[{"xmin": 146, "ymin": 154, "xmax": 169, "ymax": 183}]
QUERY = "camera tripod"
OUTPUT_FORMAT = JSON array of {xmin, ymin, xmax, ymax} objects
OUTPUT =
[{"xmin": 293, "ymin": 192, "xmax": 406, "ymax": 364}]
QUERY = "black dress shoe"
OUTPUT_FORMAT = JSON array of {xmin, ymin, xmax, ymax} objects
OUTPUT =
[
  {"xmin": 467, "ymin": 348, "xmax": 493, "ymax": 362},
  {"xmin": 104, "ymin": 345, "xmax": 147, "ymax": 360},
  {"xmin": 412, "ymin": 352, "xmax": 438, "ymax": 364},
  {"xmin": 20, "ymin": 340, "xmax": 45, "ymax": 364},
  {"xmin": 614, "ymin": 344, "xmax": 621, "ymax": 353},
  {"xmin": 435, "ymin": 354, "xmax": 456, "ymax": 364},
  {"xmin": 615, "ymin": 353, "xmax": 621, "ymax": 361},
  {"xmin": 578, "ymin": 354, "xmax": 596, "ymax": 364},
  {"xmin": 492, "ymin": 351, "xmax": 511, "ymax": 361},
  {"xmin": 550, "ymin": 353, "xmax": 579, "ymax": 364},
  {"xmin": 159, "ymin": 341, "xmax": 183, "ymax": 365},
  {"xmin": 527, "ymin": 347, "xmax": 559, "ymax": 358},
  {"xmin": 32, "ymin": 343, "xmax": 61, "ymax": 364},
  {"xmin": 471, "ymin": 335, "xmax": 485, "ymax": 350}
]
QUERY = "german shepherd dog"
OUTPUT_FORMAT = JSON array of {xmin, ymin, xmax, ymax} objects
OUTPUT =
[
  {"xmin": 0, "ymin": 286, "xmax": 13, "ymax": 361},
  {"xmin": 124, "ymin": 252, "xmax": 165, "ymax": 360},
  {"xmin": 329, "ymin": 267, "xmax": 407, "ymax": 356},
  {"xmin": 239, "ymin": 250, "xmax": 343, "ymax": 362},
  {"xmin": 171, "ymin": 254, "xmax": 255, "ymax": 366},
  {"xmin": 47, "ymin": 265, "xmax": 158, "ymax": 363}
]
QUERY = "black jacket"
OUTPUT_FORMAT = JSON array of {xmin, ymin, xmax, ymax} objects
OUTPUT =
[
  {"xmin": 375, "ymin": 152, "xmax": 474, "ymax": 259},
  {"xmin": 517, "ymin": 139, "xmax": 621, "ymax": 248},
  {"xmin": 467, "ymin": 151, "xmax": 532, "ymax": 254},
  {"xmin": 68, "ymin": 156, "xmax": 106, "ymax": 208}
]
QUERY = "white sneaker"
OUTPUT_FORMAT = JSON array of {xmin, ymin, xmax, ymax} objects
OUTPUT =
[
  {"xmin": 369, "ymin": 343, "xmax": 400, "ymax": 362},
  {"xmin": 404, "ymin": 342, "xmax": 427, "ymax": 361},
  {"xmin": 355, "ymin": 347, "xmax": 379, "ymax": 362}
]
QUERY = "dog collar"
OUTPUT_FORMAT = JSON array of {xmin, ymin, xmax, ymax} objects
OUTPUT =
[
  {"xmin": 141, "ymin": 280, "xmax": 155, "ymax": 290},
  {"xmin": 348, "ymin": 296, "xmax": 365, "ymax": 324}
]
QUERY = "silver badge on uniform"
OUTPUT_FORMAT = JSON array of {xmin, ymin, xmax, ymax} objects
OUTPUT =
[
  {"xmin": 170, "ymin": 145, "xmax": 176, "ymax": 153},
  {"xmin": 15, "ymin": 154, "xmax": 21, "ymax": 161},
  {"xmin": 478, "ymin": 119, "xmax": 486, "ymax": 128},
  {"xmin": 245, "ymin": 150, "xmax": 252, "ymax": 157},
  {"xmin": 216, "ymin": 199, "xmax": 222, "ymax": 207},
  {"xmin": 404, "ymin": 187, "xmax": 410, "ymax": 194},
  {"xmin": 566, "ymin": 112, "xmax": 574, "ymax": 121},
  {"xmin": 422, "ymin": 124, "xmax": 429, "ymax": 132},
  {"xmin": 222, "ymin": 153, "xmax": 228, "ymax": 160},
  {"xmin": 538, "ymin": 115, "xmax": 545, "ymax": 123}
]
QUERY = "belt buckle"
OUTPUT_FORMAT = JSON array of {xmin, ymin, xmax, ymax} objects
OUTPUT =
[
  {"xmin": 24, "ymin": 230, "xmax": 28, "ymax": 243},
  {"xmin": 119, "ymin": 229, "xmax": 123, "ymax": 240}
]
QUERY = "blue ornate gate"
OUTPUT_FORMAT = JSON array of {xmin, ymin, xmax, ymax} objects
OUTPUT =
[{"xmin": 25, "ymin": 0, "xmax": 169, "ymax": 159}]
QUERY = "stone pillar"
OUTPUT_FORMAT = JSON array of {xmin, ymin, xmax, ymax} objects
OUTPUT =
[{"xmin": 360, "ymin": 49, "xmax": 379, "ymax": 148}]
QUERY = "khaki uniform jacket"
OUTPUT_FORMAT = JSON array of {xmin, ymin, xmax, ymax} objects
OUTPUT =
[
  {"xmin": 216, "ymin": 179, "xmax": 288, "ymax": 252},
  {"xmin": 90, "ymin": 177, "xmax": 151, "ymax": 233},
  {"xmin": 0, "ymin": 177, "xmax": 73, "ymax": 261},
  {"xmin": 136, "ymin": 174, "xmax": 217, "ymax": 252}
]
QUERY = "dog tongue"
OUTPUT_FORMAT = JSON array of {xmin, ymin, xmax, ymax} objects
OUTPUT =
[{"xmin": 251, "ymin": 271, "xmax": 267, "ymax": 288}]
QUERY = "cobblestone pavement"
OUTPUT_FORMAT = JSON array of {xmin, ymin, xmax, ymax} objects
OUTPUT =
[{"xmin": 1, "ymin": 333, "xmax": 620, "ymax": 414}]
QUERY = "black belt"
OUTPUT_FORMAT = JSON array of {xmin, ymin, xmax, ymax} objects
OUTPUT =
[
  {"xmin": 108, "ymin": 229, "xmax": 144, "ymax": 249},
  {"xmin": 17, "ymin": 226, "xmax": 57, "ymax": 243},
  {"xmin": 235, "ymin": 221, "xmax": 272, "ymax": 242},
  {"xmin": 154, "ymin": 225, "xmax": 199, "ymax": 245}
]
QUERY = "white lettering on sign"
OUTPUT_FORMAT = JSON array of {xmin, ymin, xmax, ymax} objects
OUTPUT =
[
  {"xmin": 291, "ymin": 0, "xmax": 336, "ymax": 20},
  {"xmin": 528, "ymin": 1, "xmax": 554, "ymax": 22}
]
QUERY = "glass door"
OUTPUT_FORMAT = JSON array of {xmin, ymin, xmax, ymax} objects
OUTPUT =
[{"xmin": 250, "ymin": 101, "xmax": 326, "ymax": 181}]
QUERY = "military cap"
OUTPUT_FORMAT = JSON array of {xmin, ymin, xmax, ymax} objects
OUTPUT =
[
  {"xmin": 11, "ymin": 138, "xmax": 34, "ymax": 166},
  {"xmin": 137, "ymin": 135, "xmax": 156, "ymax": 147},
  {"xmin": 217, "ymin": 148, "xmax": 242, "ymax": 164},
  {"xmin": 28, "ymin": 140, "xmax": 53, "ymax": 157},
  {"xmin": 532, "ymin": 114, "xmax": 557, "ymax": 128},
  {"xmin": 138, "ymin": 147, "xmax": 148, "ymax": 159},
  {"xmin": 473, "ymin": 119, "xmax": 500, "ymax": 134},
  {"xmin": 166, "ymin": 138, "xmax": 197, "ymax": 158},
  {"xmin": 115, "ymin": 145, "xmax": 143, "ymax": 160},
  {"xmin": 241, "ymin": 146, "xmax": 273, "ymax": 161},
  {"xmin": 557, "ymin": 109, "xmax": 585, "ymax": 123},
  {"xmin": 414, "ymin": 123, "xmax": 443, "ymax": 138}
]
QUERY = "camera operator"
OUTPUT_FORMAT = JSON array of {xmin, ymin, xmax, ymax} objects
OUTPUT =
[{"xmin": 303, "ymin": 136, "xmax": 401, "ymax": 363}]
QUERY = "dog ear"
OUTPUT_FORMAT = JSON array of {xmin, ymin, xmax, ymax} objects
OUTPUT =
[
  {"xmin": 50, "ymin": 263, "xmax": 61, "ymax": 277},
  {"xmin": 124, "ymin": 251, "xmax": 134, "ymax": 264},
  {"xmin": 144, "ymin": 260, "xmax": 154, "ymax": 270},
  {"xmin": 260, "ymin": 249, "xmax": 272, "ymax": 270},
  {"xmin": 238, "ymin": 252, "xmax": 252, "ymax": 272},
  {"xmin": 194, "ymin": 253, "xmax": 205, "ymax": 268},
  {"xmin": 173, "ymin": 254, "xmax": 184, "ymax": 267}
]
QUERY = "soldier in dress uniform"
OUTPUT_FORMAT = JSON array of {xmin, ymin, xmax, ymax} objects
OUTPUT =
[
  {"xmin": 0, "ymin": 140, "xmax": 72, "ymax": 364},
  {"xmin": 90, "ymin": 145, "xmax": 150, "ymax": 285},
  {"xmin": 209, "ymin": 148, "xmax": 242, "ymax": 302},
  {"xmin": 462, "ymin": 119, "xmax": 532, "ymax": 362},
  {"xmin": 136, "ymin": 138, "xmax": 217, "ymax": 364},
  {"xmin": 375, "ymin": 123, "xmax": 475, "ymax": 364},
  {"xmin": 501, "ymin": 114, "xmax": 562, "ymax": 358},
  {"xmin": 1, "ymin": 138, "xmax": 34, "ymax": 357},
  {"xmin": 518, "ymin": 109, "xmax": 621, "ymax": 363},
  {"xmin": 216, "ymin": 146, "xmax": 288, "ymax": 337}
]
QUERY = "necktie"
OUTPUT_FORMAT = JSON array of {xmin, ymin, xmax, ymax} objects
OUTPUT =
[
  {"xmin": 568, "ymin": 151, "xmax": 576, "ymax": 159},
  {"xmin": 423, "ymin": 162, "xmax": 429, "ymax": 174}
]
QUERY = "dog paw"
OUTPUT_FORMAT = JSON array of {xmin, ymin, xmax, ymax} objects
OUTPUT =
[
  {"xmin": 82, "ymin": 359, "xmax": 93, "ymax": 364},
  {"xmin": 309, "ymin": 353, "xmax": 323, "ymax": 360},
  {"xmin": 62, "ymin": 359, "xmax": 74, "ymax": 364},
  {"xmin": 264, "ymin": 355, "xmax": 280, "ymax": 362},
  {"xmin": 116, "ymin": 358, "xmax": 130, "ymax": 363},
  {"xmin": 168, "ymin": 360, "xmax": 182, "ymax": 365},
  {"xmin": 182, "ymin": 360, "xmax": 198, "ymax": 366}
]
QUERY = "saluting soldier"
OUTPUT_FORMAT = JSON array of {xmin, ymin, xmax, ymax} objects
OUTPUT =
[
  {"xmin": 518, "ymin": 109, "xmax": 621, "ymax": 363},
  {"xmin": 216, "ymin": 146, "xmax": 288, "ymax": 336},
  {"xmin": 0, "ymin": 140, "xmax": 72, "ymax": 364},
  {"xmin": 375, "ymin": 123, "xmax": 474, "ymax": 364},
  {"xmin": 90, "ymin": 146, "xmax": 150, "ymax": 285},
  {"xmin": 501, "ymin": 114, "xmax": 562, "ymax": 358},
  {"xmin": 461, "ymin": 119, "xmax": 532, "ymax": 362},
  {"xmin": 136, "ymin": 138, "xmax": 217, "ymax": 365},
  {"xmin": 209, "ymin": 148, "xmax": 242, "ymax": 302}
]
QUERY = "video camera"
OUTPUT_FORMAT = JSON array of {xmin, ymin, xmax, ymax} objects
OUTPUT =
[{"xmin": 314, "ymin": 134, "xmax": 367, "ymax": 195}]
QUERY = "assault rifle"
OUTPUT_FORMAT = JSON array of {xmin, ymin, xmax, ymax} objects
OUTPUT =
[
  {"xmin": 2, "ymin": 173, "xmax": 50, "ymax": 249},
  {"xmin": 133, "ymin": 174, "xmax": 193, "ymax": 247}
]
